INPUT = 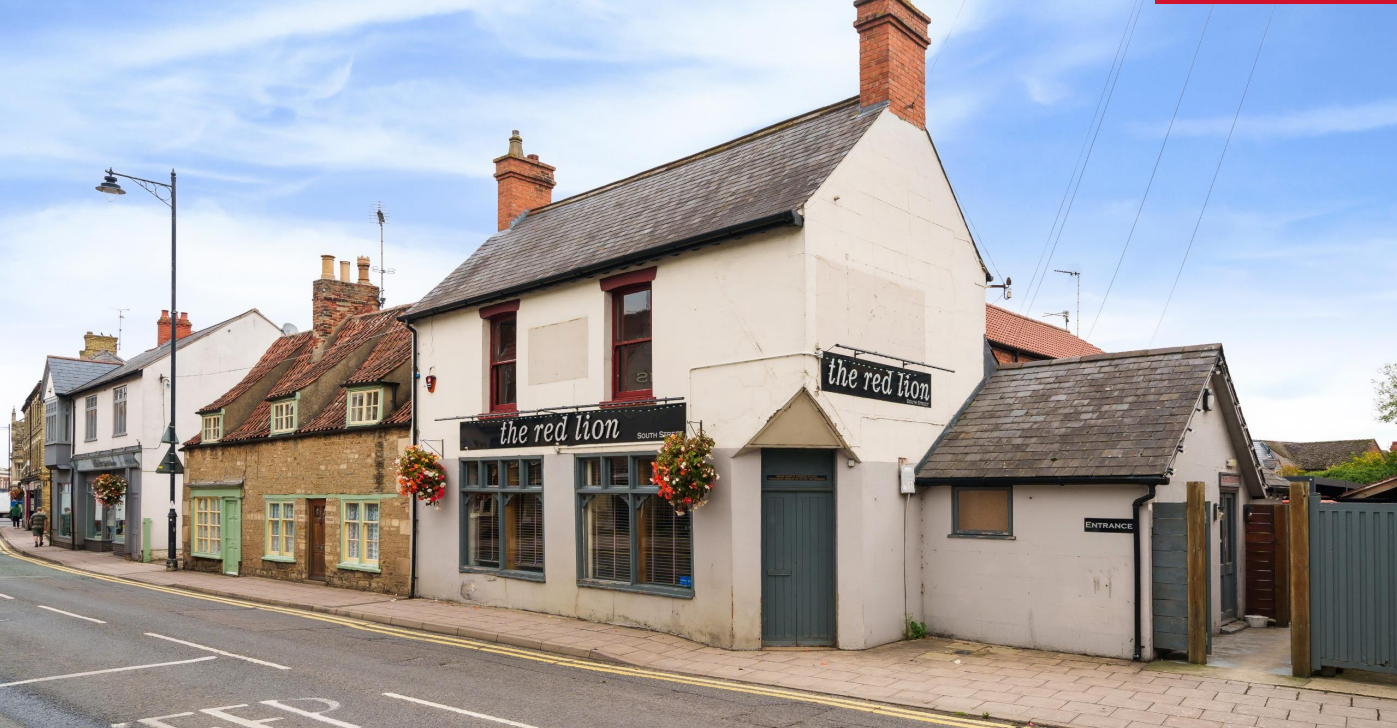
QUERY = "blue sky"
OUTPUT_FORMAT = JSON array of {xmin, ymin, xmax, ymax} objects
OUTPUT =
[{"xmin": 2, "ymin": 0, "xmax": 1395, "ymax": 454}]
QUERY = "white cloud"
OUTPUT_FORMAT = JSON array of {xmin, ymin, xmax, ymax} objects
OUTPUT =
[{"xmin": 1161, "ymin": 99, "xmax": 1397, "ymax": 139}]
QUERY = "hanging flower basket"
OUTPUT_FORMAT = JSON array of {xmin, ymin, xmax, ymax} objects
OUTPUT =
[
  {"xmin": 9, "ymin": 487, "xmax": 21, "ymax": 501},
  {"xmin": 91, "ymin": 473, "xmax": 128, "ymax": 507},
  {"xmin": 651, "ymin": 432, "xmax": 718, "ymax": 516},
  {"xmin": 395, "ymin": 445, "xmax": 447, "ymax": 507}
]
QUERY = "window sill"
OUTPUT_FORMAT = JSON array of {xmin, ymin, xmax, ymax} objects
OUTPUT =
[
  {"xmin": 947, "ymin": 533, "xmax": 1016, "ymax": 541},
  {"xmin": 577, "ymin": 579, "xmax": 693, "ymax": 600},
  {"xmin": 345, "ymin": 421, "xmax": 384, "ymax": 428},
  {"xmin": 460, "ymin": 566, "xmax": 545, "ymax": 582},
  {"xmin": 475, "ymin": 410, "xmax": 518, "ymax": 420},
  {"xmin": 599, "ymin": 394, "xmax": 656, "ymax": 408},
  {"xmin": 335, "ymin": 562, "xmax": 381, "ymax": 574},
  {"xmin": 191, "ymin": 552, "xmax": 221, "ymax": 560},
  {"xmin": 262, "ymin": 555, "xmax": 296, "ymax": 564}
]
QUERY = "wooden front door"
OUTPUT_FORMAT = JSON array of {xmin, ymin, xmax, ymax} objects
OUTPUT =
[
  {"xmin": 308, "ymin": 499, "xmax": 326, "ymax": 581},
  {"xmin": 761, "ymin": 449, "xmax": 836, "ymax": 647}
]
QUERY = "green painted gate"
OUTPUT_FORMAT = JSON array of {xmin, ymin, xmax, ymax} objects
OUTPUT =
[
  {"xmin": 1310, "ymin": 495, "xmax": 1397, "ymax": 675},
  {"xmin": 761, "ymin": 450, "xmax": 835, "ymax": 647}
]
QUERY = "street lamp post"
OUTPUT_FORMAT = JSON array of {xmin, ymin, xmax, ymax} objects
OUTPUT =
[{"xmin": 95, "ymin": 168, "xmax": 182, "ymax": 571}]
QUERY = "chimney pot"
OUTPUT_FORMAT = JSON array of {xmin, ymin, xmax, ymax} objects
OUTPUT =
[
  {"xmin": 853, "ymin": 0, "xmax": 931, "ymax": 130},
  {"xmin": 493, "ymin": 130, "xmax": 557, "ymax": 231},
  {"xmin": 339, "ymin": 260, "xmax": 351, "ymax": 282},
  {"xmin": 356, "ymin": 256, "xmax": 371, "ymax": 285},
  {"xmin": 320, "ymin": 254, "xmax": 335, "ymax": 279},
  {"xmin": 157, "ymin": 310, "xmax": 174, "ymax": 347}
]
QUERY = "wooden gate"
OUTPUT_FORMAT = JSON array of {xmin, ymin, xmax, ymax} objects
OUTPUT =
[{"xmin": 1243, "ymin": 503, "xmax": 1289, "ymax": 626}]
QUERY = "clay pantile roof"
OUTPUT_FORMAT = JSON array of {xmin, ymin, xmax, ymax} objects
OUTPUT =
[
  {"xmin": 266, "ymin": 306, "xmax": 410, "ymax": 400},
  {"xmin": 985, "ymin": 304, "xmax": 1103, "ymax": 360},
  {"xmin": 198, "ymin": 332, "xmax": 314, "ymax": 415},
  {"xmin": 221, "ymin": 306, "xmax": 412, "ymax": 442},
  {"xmin": 382, "ymin": 400, "xmax": 412, "ymax": 426},
  {"xmin": 1259, "ymin": 439, "xmax": 1380, "ymax": 472},
  {"xmin": 71, "ymin": 310, "xmax": 273, "ymax": 395},
  {"xmin": 405, "ymin": 98, "xmax": 888, "ymax": 320},
  {"xmin": 45, "ymin": 356, "xmax": 121, "ymax": 395},
  {"xmin": 918, "ymin": 345, "xmax": 1223, "ymax": 483}
]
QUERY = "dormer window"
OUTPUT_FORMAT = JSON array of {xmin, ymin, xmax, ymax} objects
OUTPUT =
[
  {"xmin": 202, "ymin": 413, "xmax": 223, "ymax": 443},
  {"xmin": 270, "ymin": 398, "xmax": 297, "ymax": 435},
  {"xmin": 347, "ymin": 388, "xmax": 383, "ymax": 427}
]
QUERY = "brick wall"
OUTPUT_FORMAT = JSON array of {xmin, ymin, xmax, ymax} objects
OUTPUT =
[
  {"xmin": 182, "ymin": 426, "xmax": 411, "ymax": 594},
  {"xmin": 493, "ymin": 132, "xmax": 556, "ymax": 231},
  {"xmin": 80, "ymin": 332, "xmax": 118, "ymax": 360}
]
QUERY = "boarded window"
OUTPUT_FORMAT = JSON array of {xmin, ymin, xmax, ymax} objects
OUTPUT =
[{"xmin": 953, "ymin": 487, "xmax": 1012, "ymax": 536}]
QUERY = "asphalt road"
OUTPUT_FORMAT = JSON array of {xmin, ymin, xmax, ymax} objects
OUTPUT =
[{"xmin": 0, "ymin": 548, "xmax": 995, "ymax": 728}]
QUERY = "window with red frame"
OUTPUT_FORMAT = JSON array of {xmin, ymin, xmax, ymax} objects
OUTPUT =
[
  {"xmin": 490, "ymin": 314, "xmax": 517, "ymax": 412},
  {"xmin": 612, "ymin": 284, "xmax": 652, "ymax": 400}
]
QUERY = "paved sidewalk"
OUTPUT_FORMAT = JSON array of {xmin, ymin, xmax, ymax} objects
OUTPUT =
[{"xmin": 6, "ymin": 526, "xmax": 1396, "ymax": 728}]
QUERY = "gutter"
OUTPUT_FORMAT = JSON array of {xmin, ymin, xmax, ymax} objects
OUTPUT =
[
  {"xmin": 1132, "ymin": 484, "xmax": 1158, "ymax": 661},
  {"xmin": 404, "ymin": 320, "xmax": 420, "ymax": 600},
  {"xmin": 399, "ymin": 210, "xmax": 802, "ymax": 323},
  {"xmin": 916, "ymin": 475, "xmax": 1170, "ymax": 487}
]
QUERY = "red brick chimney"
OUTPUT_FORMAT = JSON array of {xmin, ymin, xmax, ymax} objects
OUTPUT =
[
  {"xmin": 156, "ymin": 310, "xmax": 195, "ymax": 346},
  {"xmin": 493, "ymin": 131, "xmax": 555, "ymax": 231},
  {"xmin": 312, "ymin": 254, "xmax": 380, "ymax": 342},
  {"xmin": 854, "ymin": 0, "xmax": 931, "ymax": 130}
]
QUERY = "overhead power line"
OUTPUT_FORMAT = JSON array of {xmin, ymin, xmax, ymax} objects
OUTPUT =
[
  {"xmin": 1087, "ymin": 5, "xmax": 1215, "ymax": 340},
  {"xmin": 1150, "ymin": 5, "xmax": 1276, "ymax": 346},
  {"xmin": 1008, "ymin": 0, "xmax": 1144, "ymax": 346}
]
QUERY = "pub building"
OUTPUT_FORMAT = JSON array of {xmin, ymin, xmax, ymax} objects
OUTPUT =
[{"xmin": 405, "ymin": 0, "xmax": 1268, "ymax": 658}]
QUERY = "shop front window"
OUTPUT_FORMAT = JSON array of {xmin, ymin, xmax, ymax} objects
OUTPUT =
[
  {"xmin": 460, "ymin": 458, "xmax": 543, "ymax": 577},
  {"xmin": 576, "ymin": 454, "xmax": 691, "ymax": 595},
  {"xmin": 87, "ymin": 490, "xmax": 117, "ymax": 540},
  {"xmin": 58, "ymin": 483, "xmax": 72, "ymax": 537}
]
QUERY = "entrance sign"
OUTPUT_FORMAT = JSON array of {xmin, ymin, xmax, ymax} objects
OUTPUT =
[
  {"xmin": 460, "ymin": 402, "xmax": 685, "ymax": 450},
  {"xmin": 1084, "ymin": 518, "xmax": 1135, "ymax": 533},
  {"xmin": 820, "ymin": 352, "xmax": 931, "ymax": 407}
]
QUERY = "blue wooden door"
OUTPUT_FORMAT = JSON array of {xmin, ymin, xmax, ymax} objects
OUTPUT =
[{"xmin": 761, "ymin": 450, "xmax": 835, "ymax": 647}]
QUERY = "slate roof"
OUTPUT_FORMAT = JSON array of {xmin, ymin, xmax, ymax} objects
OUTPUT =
[
  {"xmin": 985, "ymin": 304, "xmax": 1103, "ymax": 360},
  {"xmin": 45, "ymin": 356, "xmax": 121, "ymax": 396},
  {"xmin": 71, "ymin": 310, "xmax": 271, "ymax": 395},
  {"xmin": 1258, "ymin": 439, "xmax": 1380, "ymax": 472},
  {"xmin": 405, "ymin": 98, "xmax": 886, "ymax": 320},
  {"xmin": 918, "ymin": 345, "xmax": 1224, "ymax": 483}
]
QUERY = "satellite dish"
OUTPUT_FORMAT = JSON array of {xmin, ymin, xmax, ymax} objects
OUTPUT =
[{"xmin": 282, "ymin": 323, "xmax": 299, "ymax": 336}]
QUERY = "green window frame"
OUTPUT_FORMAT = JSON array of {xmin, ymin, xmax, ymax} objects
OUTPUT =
[
  {"xmin": 346, "ymin": 387, "xmax": 384, "ymax": 427},
  {"xmin": 575, "ymin": 454, "xmax": 693, "ymax": 598},
  {"xmin": 202, "ymin": 411, "xmax": 224, "ymax": 443},
  {"xmin": 270, "ymin": 397, "xmax": 297, "ymax": 435},
  {"xmin": 337, "ymin": 497, "xmax": 381, "ymax": 572},
  {"xmin": 459, "ymin": 458, "xmax": 545, "ymax": 581},
  {"xmin": 264, "ymin": 498, "xmax": 295, "ymax": 562},
  {"xmin": 191, "ymin": 495, "xmax": 223, "ymax": 558},
  {"xmin": 950, "ymin": 485, "xmax": 1014, "ymax": 539}
]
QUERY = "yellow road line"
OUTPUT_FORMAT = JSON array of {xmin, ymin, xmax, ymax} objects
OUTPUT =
[{"xmin": 0, "ymin": 539, "xmax": 1010, "ymax": 728}]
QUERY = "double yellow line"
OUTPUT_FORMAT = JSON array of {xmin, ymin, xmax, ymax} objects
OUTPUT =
[{"xmin": 0, "ymin": 539, "xmax": 1010, "ymax": 728}]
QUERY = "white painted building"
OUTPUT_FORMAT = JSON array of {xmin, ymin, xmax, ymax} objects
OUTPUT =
[
  {"xmin": 67, "ymin": 309, "xmax": 282, "ymax": 557},
  {"xmin": 402, "ymin": 0, "xmax": 1269, "ymax": 659}
]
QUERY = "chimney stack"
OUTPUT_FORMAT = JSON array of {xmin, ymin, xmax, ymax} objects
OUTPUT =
[
  {"xmin": 156, "ymin": 310, "xmax": 194, "ymax": 346},
  {"xmin": 854, "ymin": 0, "xmax": 931, "ymax": 130},
  {"xmin": 80, "ymin": 332, "xmax": 118, "ymax": 361},
  {"xmin": 493, "ymin": 130, "xmax": 556, "ymax": 231},
  {"xmin": 311, "ymin": 254, "xmax": 380, "ymax": 342}
]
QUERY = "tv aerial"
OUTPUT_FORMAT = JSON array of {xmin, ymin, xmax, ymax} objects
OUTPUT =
[{"xmin": 371, "ymin": 202, "xmax": 396, "ymax": 306}]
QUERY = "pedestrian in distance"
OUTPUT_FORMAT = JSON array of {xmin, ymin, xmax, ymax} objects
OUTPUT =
[
  {"xmin": 31, "ymin": 507, "xmax": 46, "ymax": 547},
  {"xmin": 8, "ymin": 502, "xmax": 19, "ymax": 528}
]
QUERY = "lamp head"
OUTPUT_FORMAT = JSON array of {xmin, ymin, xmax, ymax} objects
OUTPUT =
[{"xmin": 95, "ymin": 170, "xmax": 125, "ymax": 195}]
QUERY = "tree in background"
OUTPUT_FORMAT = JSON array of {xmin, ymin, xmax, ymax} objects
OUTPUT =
[
  {"xmin": 1377, "ymin": 363, "xmax": 1397, "ymax": 424},
  {"xmin": 1310, "ymin": 449, "xmax": 1397, "ymax": 485}
]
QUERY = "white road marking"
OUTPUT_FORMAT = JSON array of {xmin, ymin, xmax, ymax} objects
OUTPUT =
[
  {"xmin": 202, "ymin": 704, "xmax": 289, "ymax": 726},
  {"xmin": 144, "ymin": 632, "xmax": 291, "ymax": 670},
  {"xmin": 134, "ymin": 713, "xmax": 193, "ymax": 727},
  {"xmin": 383, "ymin": 693, "xmax": 541, "ymax": 728},
  {"xmin": 0, "ymin": 656, "xmax": 215, "ymax": 687},
  {"xmin": 261, "ymin": 699, "xmax": 359, "ymax": 727},
  {"xmin": 36, "ymin": 604, "xmax": 106, "ymax": 623},
  {"xmin": 0, "ymin": 593, "xmax": 12, "ymax": 599}
]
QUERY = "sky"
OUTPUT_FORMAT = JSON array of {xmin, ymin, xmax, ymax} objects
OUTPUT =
[{"xmin": 2, "ymin": 0, "xmax": 1395, "ymax": 464}]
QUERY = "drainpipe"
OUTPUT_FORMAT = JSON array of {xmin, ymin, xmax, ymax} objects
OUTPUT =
[
  {"xmin": 404, "ymin": 320, "xmax": 420, "ymax": 599},
  {"xmin": 1132, "ymin": 484, "xmax": 1158, "ymax": 661}
]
